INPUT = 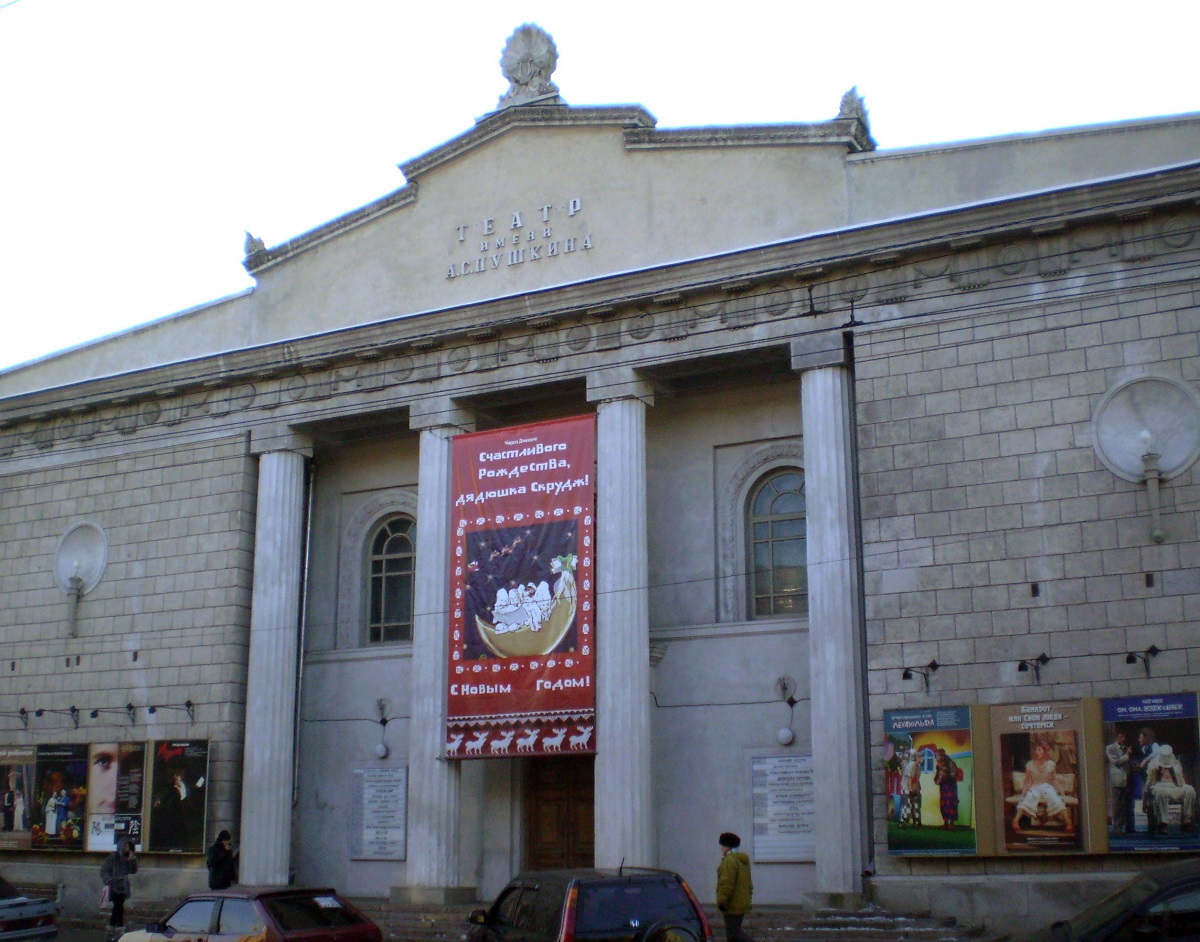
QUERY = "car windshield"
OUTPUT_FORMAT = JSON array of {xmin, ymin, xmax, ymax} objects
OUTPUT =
[
  {"xmin": 0, "ymin": 876, "xmax": 21, "ymax": 899},
  {"xmin": 264, "ymin": 894, "xmax": 364, "ymax": 931},
  {"xmin": 574, "ymin": 879, "xmax": 696, "ymax": 933},
  {"xmin": 1064, "ymin": 875, "xmax": 1159, "ymax": 938}
]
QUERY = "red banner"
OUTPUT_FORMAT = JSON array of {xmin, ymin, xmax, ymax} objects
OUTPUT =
[{"xmin": 447, "ymin": 415, "xmax": 596, "ymax": 759}]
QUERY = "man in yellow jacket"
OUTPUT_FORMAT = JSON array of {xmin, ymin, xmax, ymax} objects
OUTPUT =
[{"xmin": 716, "ymin": 831, "xmax": 754, "ymax": 942}]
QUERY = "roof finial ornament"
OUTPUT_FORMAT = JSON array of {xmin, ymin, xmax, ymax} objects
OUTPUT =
[
  {"xmin": 497, "ymin": 24, "xmax": 563, "ymax": 110},
  {"xmin": 838, "ymin": 86, "xmax": 868, "ymax": 122}
]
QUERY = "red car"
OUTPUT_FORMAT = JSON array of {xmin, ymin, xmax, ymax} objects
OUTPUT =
[{"xmin": 120, "ymin": 887, "xmax": 380, "ymax": 942}]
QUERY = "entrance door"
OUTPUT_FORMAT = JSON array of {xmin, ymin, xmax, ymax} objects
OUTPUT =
[{"xmin": 524, "ymin": 755, "xmax": 594, "ymax": 869}]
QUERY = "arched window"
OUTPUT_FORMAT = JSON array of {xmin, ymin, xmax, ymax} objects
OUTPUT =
[
  {"xmin": 748, "ymin": 470, "xmax": 807, "ymax": 617},
  {"xmin": 367, "ymin": 515, "xmax": 416, "ymax": 644}
]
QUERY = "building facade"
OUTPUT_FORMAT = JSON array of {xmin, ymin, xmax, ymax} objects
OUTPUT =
[{"xmin": 2, "ymin": 27, "xmax": 1199, "ymax": 930}]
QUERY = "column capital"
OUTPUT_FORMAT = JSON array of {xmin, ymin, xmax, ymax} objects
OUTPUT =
[
  {"xmin": 790, "ymin": 331, "xmax": 853, "ymax": 373},
  {"xmin": 409, "ymin": 397, "xmax": 476, "ymax": 433},
  {"xmin": 250, "ymin": 426, "xmax": 313, "ymax": 457},
  {"xmin": 586, "ymin": 367, "xmax": 657, "ymax": 406}
]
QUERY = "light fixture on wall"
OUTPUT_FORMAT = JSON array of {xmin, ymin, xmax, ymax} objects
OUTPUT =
[
  {"xmin": 375, "ymin": 698, "xmax": 391, "ymax": 759},
  {"xmin": 901, "ymin": 660, "xmax": 940, "ymax": 692},
  {"xmin": 1139, "ymin": 431, "xmax": 1166, "ymax": 544},
  {"xmin": 148, "ymin": 700, "xmax": 195, "ymax": 722},
  {"xmin": 90, "ymin": 703, "xmax": 138, "ymax": 724},
  {"xmin": 1017, "ymin": 653, "xmax": 1050, "ymax": 684},
  {"xmin": 776, "ymin": 676, "xmax": 797, "ymax": 746},
  {"xmin": 1125, "ymin": 645, "xmax": 1161, "ymax": 677}
]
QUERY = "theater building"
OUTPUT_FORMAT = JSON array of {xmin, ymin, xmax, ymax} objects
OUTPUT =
[{"xmin": 2, "ymin": 25, "xmax": 1199, "ymax": 929}]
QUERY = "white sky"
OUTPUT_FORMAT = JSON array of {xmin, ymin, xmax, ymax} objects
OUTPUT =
[{"xmin": 1, "ymin": 0, "xmax": 1197, "ymax": 373}]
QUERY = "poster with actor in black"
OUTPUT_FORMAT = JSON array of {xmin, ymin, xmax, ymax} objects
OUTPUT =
[{"xmin": 147, "ymin": 740, "xmax": 207, "ymax": 853}]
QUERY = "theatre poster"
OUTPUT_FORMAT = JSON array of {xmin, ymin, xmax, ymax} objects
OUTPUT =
[
  {"xmin": 883, "ymin": 706, "xmax": 977, "ymax": 856},
  {"xmin": 991, "ymin": 701, "xmax": 1089, "ymax": 853},
  {"xmin": 447, "ymin": 414, "xmax": 596, "ymax": 759}
]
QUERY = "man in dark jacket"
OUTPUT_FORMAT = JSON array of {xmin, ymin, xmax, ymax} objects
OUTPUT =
[
  {"xmin": 716, "ymin": 831, "xmax": 754, "ymax": 942},
  {"xmin": 206, "ymin": 829, "xmax": 237, "ymax": 889}
]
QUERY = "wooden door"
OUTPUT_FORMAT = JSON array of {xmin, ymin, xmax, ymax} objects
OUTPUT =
[{"xmin": 524, "ymin": 755, "xmax": 594, "ymax": 869}]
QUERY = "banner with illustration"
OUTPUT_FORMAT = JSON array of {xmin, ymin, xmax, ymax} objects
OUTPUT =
[
  {"xmin": 991, "ymin": 701, "xmax": 1089, "ymax": 853},
  {"xmin": 86, "ymin": 741, "xmax": 147, "ymax": 852},
  {"xmin": 883, "ymin": 707, "xmax": 977, "ymax": 855},
  {"xmin": 1102, "ymin": 693, "xmax": 1200, "ymax": 852},
  {"xmin": 0, "ymin": 745, "xmax": 36, "ymax": 850},
  {"xmin": 146, "ymin": 740, "xmax": 208, "ymax": 853},
  {"xmin": 447, "ymin": 415, "xmax": 596, "ymax": 759},
  {"xmin": 31, "ymin": 744, "xmax": 88, "ymax": 850}
]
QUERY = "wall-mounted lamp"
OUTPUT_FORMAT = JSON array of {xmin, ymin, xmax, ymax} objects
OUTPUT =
[
  {"xmin": 375, "ymin": 698, "xmax": 391, "ymax": 759},
  {"xmin": 1125, "ymin": 645, "xmax": 1161, "ymax": 677},
  {"xmin": 66, "ymin": 563, "xmax": 85, "ymax": 638},
  {"xmin": 1017, "ymin": 653, "xmax": 1051, "ymax": 684},
  {"xmin": 901, "ymin": 660, "xmax": 940, "ymax": 692},
  {"xmin": 776, "ymin": 676, "xmax": 798, "ymax": 746},
  {"xmin": 90, "ymin": 703, "xmax": 137, "ymax": 724},
  {"xmin": 4, "ymin": 708, "xmax": 29, "ymax": 729},
  {"xmin": 148, "ymin": 700, "xmax": 194, "ymax": 722},
  {"xmin": 1140, "ymin": 431, "xmax": 1166, "ymax": 544}
]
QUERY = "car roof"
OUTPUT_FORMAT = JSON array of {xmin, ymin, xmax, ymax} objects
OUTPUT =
[
  {"xmin": 187, "ymin": 886, "xmax": 345, "ymax": 900},
  {"xmin": 510, "ymin": 868, "xmax": 682, "ymax": 884}
]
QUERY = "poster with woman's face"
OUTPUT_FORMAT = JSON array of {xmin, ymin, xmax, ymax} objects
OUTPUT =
[
  {"xmin": 991, "ymin": 701, "xmax": 1087, "ymax": 853},
  {"xmin": 31, "ymin": 744, "xmax": 88, "ymax": 851},
  {"xmin": 0, "ymin": 746, "xmax": 36, "ymax": 851},
  {"xmin": 86, "ymin": 742, "xmax": 147, "ymax": 852}
]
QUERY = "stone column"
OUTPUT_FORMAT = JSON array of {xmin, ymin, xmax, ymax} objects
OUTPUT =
[
  {"xmin": 403, "ymin": 400, "xmax": 475, "ymax": 903},
  {"xmin": 238, "ymin": 431, "xmax": 311, "ymax": 885},
  {"xmin": 587, "ymin": 370, "xmax": 655, "ymax": 868},
  {"xmin": 792, "ymin": 334, "xmax": 868, "ymax": 897}
]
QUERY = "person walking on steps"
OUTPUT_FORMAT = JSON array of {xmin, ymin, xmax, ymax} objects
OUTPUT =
[
  {"xmin": 716, "ymin": 831, "xmax": 754, "ymax": 942},
  {"xmin": 100, "ymin": 837, "xmax": 137, "ymax": 939}
]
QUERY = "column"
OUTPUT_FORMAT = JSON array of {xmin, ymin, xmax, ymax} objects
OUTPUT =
[
  {"xmin": 403, "ymin": 400, "xmax": 474, "ymax": 903},
  {"xmin": 793, "ymin": 334, "xmax": 868, "ymax": 897},
  {"xmin": 238, "ymin": 432, "xmax": 310, "ymax": 885},
  {"xmin": 588, "ymin": 369, "xmax": 655, "ymax": 868}
]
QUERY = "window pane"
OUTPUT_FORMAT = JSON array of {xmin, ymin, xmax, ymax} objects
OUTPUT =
[
  {"xmin": 218, "ymin": 899, "xmax": 263, "ymax": 935},
  {"xmin": 168, "ymin": 901, "xmax": 216, "ymax": 934},
  {"xmin": 367, "ymin": 515, "xmax": 416, "ymax": 645},
  {"xmin": 747, "ymin": 470, "xmax": 807, "ymax": 619}
]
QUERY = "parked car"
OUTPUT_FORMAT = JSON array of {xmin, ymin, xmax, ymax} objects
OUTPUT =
[
  {"xmin": 467, "ymin": 868, "xmax": 712, "ymax": 942},
  {"xmin": 120, "ymin": 887, "xmax": 380, "ymax": 942},
  {"xmin": 1029, "ymin": 858, "xmax": 1200, "ymax": 941},
  {"xmin": 0, "ymin": 874, "xmax": 56, "ymax": 942}
]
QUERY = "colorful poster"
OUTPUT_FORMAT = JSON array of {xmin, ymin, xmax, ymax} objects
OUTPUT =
[
  {"xmin": 447, "ymin": 415, "xmax": 596, "ymax": 759},
  {"xmin": 883, "ymin": 707, "xmax": 976, "ymax": 855},
  {"xmin": 86, "ymin": 741, "xmax": 147, "ymax": 852},
  {"xmin": 1102, "ymin": 693, "xmax": 1200, "ymax": 852},
  {"xmin": 31, "ymin": 744, "xmax": 87, "ymax": 850},
  {"xmin": 146, "ymin": 740, "xmax": 208, "ymax": 853},
  {"xmin": 0, "ymin": 745, "xmax": 36, "ymax": 851},
  {"xmin": 992, "ymin": 701, "xmax": 1087, "ymax": 853}
]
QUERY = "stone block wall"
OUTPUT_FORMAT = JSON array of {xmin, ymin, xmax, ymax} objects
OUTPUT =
[
  {"xmin": 0, "ymin": 434, "xmax": 257, "ymax": 890},
  {"xmin": 856, "ymin": 257, "xmax": 1200, "ymax": 889}
]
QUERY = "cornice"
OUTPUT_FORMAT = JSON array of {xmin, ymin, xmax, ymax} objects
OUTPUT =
[{"xmin": 4, "ymin": 161, "xmax": 1199, "ymax": 424}]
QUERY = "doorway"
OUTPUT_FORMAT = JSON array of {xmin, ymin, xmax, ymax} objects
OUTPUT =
[{"xmin": 524, "ymin": 755, "xmax": 594, "ymax": 869}]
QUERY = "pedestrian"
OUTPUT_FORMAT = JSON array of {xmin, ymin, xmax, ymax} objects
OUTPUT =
[
  {"xmin": 207, "ymin": 829, "xmax": 238, "ymax": 889},
  {"xmin": 715, "ymin": 831, "xmax": 754, "ymax": 942},
  {"xmin": 100, "ymin": 837, "xmax": 137, "ymax": 939}
]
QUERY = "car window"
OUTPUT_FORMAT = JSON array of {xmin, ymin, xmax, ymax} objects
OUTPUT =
[
  {"xmin": 575, "ymin": 879, "xmax": 697, "ymax": 933},
  {"xmin": 217, "ymin": 899, "xmax": 265, "ymax": 935},
  {"xmin": 491, "ymin": 886, "xmax": 525, "ymax": 927},
  {"xmin": 1108, "ymin": 885, "xmax": 1200, "ymax": 942},
  {"xmin": 263, "ymin": 894, "xmax": 364, "ymax": 930},
  {"xmin": 167, "ymin": 900, "xmax": 217, "ymax": 933}
]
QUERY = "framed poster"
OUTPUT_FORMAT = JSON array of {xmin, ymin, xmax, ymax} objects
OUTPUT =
[
  {"xmin": 991, "ymin": 701, "xmax": 1088, "ymax": 853},
  {"xmin": 1102, "ymin": 693, "xmax": 1200, "ymax": 852},
  {"xmin": 86, "ymin": 741, "xmax": 147, "ymax": 852},
  {"xmin": 31, "ymin": 744, "xmax": 88, "ymax": 851},
  {"xmin": 0, "ymin": 746, "xmax": 36, "ymax": 851},
  {"xmin": 146, "ymin": 740, "xmax": 208, "ymax": 853},
  {"xmin": 883, "ymin": 707, "xmax": 977, "ymax": 855}
]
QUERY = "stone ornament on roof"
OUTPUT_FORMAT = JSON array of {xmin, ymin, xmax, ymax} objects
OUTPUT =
[
  {"xmin": 497, "ymin": 24, "xmax": 563, "ymax": 110},
  {"xmin": 838, "ymin": 86, "xmax": 868, "ymax": 122}
]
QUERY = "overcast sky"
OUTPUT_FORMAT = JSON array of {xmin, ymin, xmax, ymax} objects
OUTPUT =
[{"xmin": 1, "ymin": 0, "xmax": 1197, "ymax": 373}]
